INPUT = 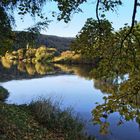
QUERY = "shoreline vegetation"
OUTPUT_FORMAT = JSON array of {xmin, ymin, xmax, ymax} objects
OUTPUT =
[
  {"xmin": 0, "ymin": 46, "xmax": 96, "ymax": 139},
  {"xmin": 0, "ymin": 46, "xmax": 99, "ymax": 68},
  {"xmin": 0, "ymin": 86, "xmax": 95, "ymax": 140}
]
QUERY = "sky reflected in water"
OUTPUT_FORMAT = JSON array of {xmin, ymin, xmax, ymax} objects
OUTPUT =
[{"xmin": 1, "ymin": 74, "xmax": 140, "ymax": 140}]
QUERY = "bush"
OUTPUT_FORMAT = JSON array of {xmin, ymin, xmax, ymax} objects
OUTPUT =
[
  {"xmin": 29, "ymin": 98, "xmax": 92, "ymax": 140},
  {"xmin": 0, "ymin": 86, "xmax": 9, "ymax": 102}
]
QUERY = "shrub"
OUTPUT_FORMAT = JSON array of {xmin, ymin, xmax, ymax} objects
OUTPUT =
[
  {"xmin": 0, "ymin": 86, "xmax": 9, "ymax": 102},
  {"xmin": 29, "ymin": 98, "xmax": 91, "ymax": 140}
]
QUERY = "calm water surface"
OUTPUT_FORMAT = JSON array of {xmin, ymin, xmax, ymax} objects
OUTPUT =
[{"xmin": 0, "ymin": 63, "xmax": 140, "ymax": 140}]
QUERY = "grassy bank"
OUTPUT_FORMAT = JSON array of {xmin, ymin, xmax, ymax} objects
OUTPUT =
[{"xmin": 0, "ymin": 87, "xmax": 94, "ymax": 140}]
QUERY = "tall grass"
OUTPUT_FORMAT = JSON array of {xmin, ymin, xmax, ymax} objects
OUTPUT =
[{"xmin": 29, "ymin": 98, "xmax": 94, "ymax": 140}]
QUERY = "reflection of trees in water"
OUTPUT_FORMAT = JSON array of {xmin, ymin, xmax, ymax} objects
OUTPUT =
[
  {"xmin": 54, "ymin": 64, "xmax": 93, "ymax": 80},
  {"xmin": 1, "ymin": 59, "xmax": 140, "ymax": 135},
  {"xmin": 0, "ymin": 59, "xmax": 55, "ymax": 76},
  {"xmin": 92, "ymin": 62, "xmax": 140, "ymax": 135},
  {"xmin": 55, "ymin": 63, "xmax": 140, "ymax": 135},
  {"xmin": 47, "ymin": 63, "xmax": 140, "ymax": 135},
  {"xmin": 0, "ymin": 61, "xmax": 59, "ymax": 82},
  {"xmin": 93, "ymin": 78, "xmax": 119, "ymax": 94},
  {"xmin": 35, "ymin": 63, "xmax": 47, "ymax": 75},
  {"xmin": 26, "ymin": 63, "xmax": 36, "ymax": 75},
  {"xmin": 18, "ymin": 61, "xmax": 26, "ymax": 72},
  {"xmin": 92, "ymin": 90, "xmax": 140, "ymax": 135}
]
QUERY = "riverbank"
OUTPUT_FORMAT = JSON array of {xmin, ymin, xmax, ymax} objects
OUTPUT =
[
  {"xmin": 0, "ymin": 86, "xmax": 94, "ymax": 140},
  {"xmin": 0, "ymin": 48, "xmax": 100, "ymax": 69},
  {"xmin": 53, "ymin": 51, "xmax": 100, "ymax": 65}
]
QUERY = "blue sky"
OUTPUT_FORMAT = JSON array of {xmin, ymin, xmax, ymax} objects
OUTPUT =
[{"xmin": 14, "ymin": 0, "xmax": 138, "ymax": 37}]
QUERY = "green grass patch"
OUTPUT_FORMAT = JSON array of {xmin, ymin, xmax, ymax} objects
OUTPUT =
[{"xmin": 0, "ymin": 103, "xmax": 60, "ymax": 140}]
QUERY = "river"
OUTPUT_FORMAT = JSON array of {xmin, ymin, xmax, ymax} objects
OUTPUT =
[{"xmin": 0, "ymin": 63, "xmax": 140, "ymax": 140}]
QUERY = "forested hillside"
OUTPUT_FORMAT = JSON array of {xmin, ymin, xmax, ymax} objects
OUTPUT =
[
  {"xmin": 13, "ymin": 31, "xmax": 74, "ymax": 52},
  {"xmin": 38, "ymin": 34, "xmax": 74, "ymax": 52}
]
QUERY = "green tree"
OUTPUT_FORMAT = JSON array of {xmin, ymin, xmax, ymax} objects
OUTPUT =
[
  {"xmin": 71, "ymin": 18, "xmax": 113, "ymax": 60},
  {"xmin": 92, "ymin": 73, "xmax": 140, "ymax": 135},
  {"xmin": 0, "ymin": 6, "xmax": 14, "ymax": 54},
  {"xmin": 0, "ymin": 0, "xmax": 139, "ymax": 55}
]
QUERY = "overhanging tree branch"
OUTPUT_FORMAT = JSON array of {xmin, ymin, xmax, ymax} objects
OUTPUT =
[
  {"xmin": 96, "ymin": 0, "xmax": 101, "ymax": 25},
  {"xmin": 121, "ymin": 0, "xmax": 138, "ymax": 47}
]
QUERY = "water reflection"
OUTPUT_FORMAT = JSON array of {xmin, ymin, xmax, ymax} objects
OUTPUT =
[
  {"xmin": 92, "ymin": 74, "xmax": 140, "ymax": 135},
  {"xmin": 1, "ymin": 60, "xmax": 140, "ymax": 139},
  {"xmin": 0, "ymin": 60, "xmax": 62, "ymax": 82},
  {"xmin": 52, "ymin": 64, "xmax": 140, "ymax": 138},
  {"xmin": 1, "ymin": 58, "xmax": 56, "ymax": 76}
]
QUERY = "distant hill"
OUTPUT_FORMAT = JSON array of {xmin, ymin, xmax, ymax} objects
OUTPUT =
[
  {"xmin": 37, "ymin": 34, "xmax": 74, "ymax": 52},
  {"xmin": 14, "ymin": 31, "xmax": 75, "ymax": 52}
]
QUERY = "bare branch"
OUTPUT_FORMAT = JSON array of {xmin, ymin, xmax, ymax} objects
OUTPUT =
[{"xmin": 96, "ymin": 0, "xmax": 101, "ymax": 25}]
